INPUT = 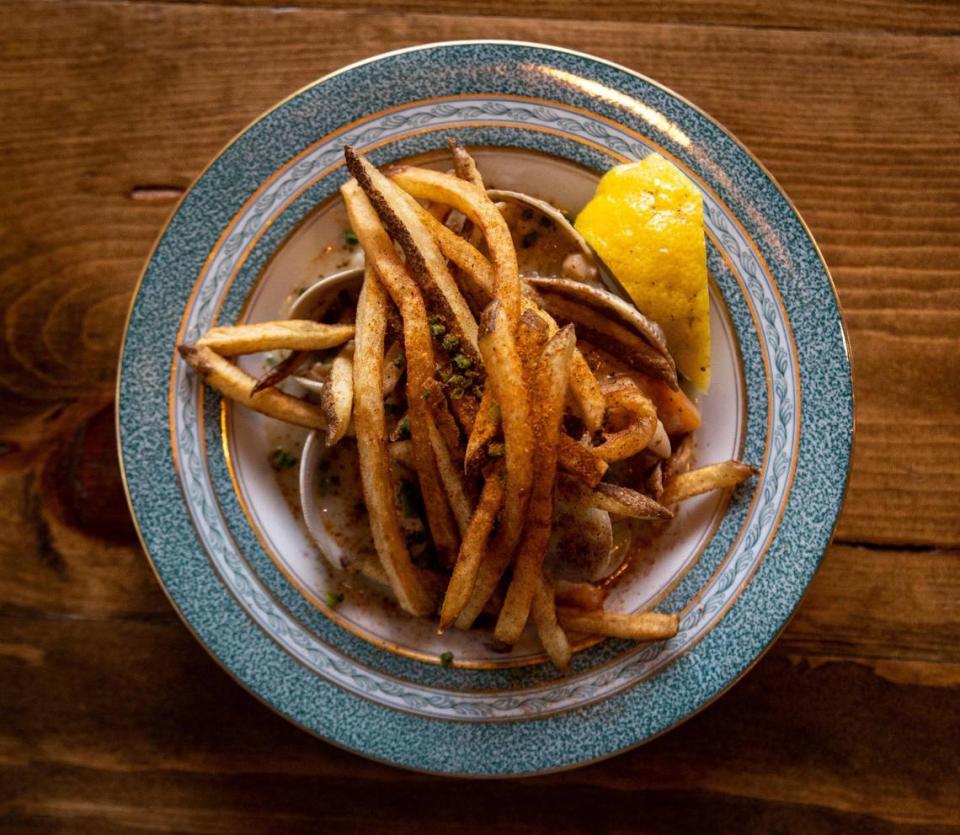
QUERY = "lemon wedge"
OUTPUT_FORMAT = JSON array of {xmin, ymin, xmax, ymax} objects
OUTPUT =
[{"xmin": 575, "ymin": 154, "xmax": 710, "ymax": 392}]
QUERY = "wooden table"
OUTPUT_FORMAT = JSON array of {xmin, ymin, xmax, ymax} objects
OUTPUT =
[{"xmin": 2, "ymin": 2, "xmax": 958, "ymax": 831}]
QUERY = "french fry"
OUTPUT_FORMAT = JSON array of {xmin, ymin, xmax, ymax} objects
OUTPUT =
[
  {"xmin": 439, "ymin": 472, "xmax": 504, "ymax": 630},
  {"xmin": 449, "ymin": 137, "xmax": 485, "ymax": 189},
  {"xmin": 662, "ymin": 432, "xmax": 695, "ymax": 484},
  {"xmin": 558, "ymin": 476, "xmax": 673, "ymax": 521},
  {"xmin": 477, "ymin": 301, "xmax": 534, "ymax": 558},
  {"xmin": 178, "ymin": 344, "xmax": 325, "ymax": 429},
  {"xmin": 454, "ymin": 532, "xmax": 513, "ymax": 631},
  {"xmin": 345, "ymin": 148, "xmax": 480, "ymax": 365},
  {"xmin": 342, "ymin": 180, "xmax": 459, "ymax": 560},
  {"xmin": 196, "ymin": 320, "xmax": 354, "ymax": 356},
  {"xmin": 352, "ymin": 268, "xmax": 435, "ymax": 616},
  {"xmin": 413, "ymin": 202, "xmax": 495, "ymax": 297},
  {"xmin": 495, "ymin": 325, "xmax": 576, "ymax": 645},
  {"xmin": 535, "ymin": 291, "xmax": 676, "ymax": 386},
  {"xmin": 425, "ymin": 412, "xmax": 472, "ymax": 537},
  {"xmin": 592, "ymin": 377, "xmax": 658, "ymax": 463},
  {"xmin": 409, "ymin": 204, "xmax": 606, "ymax": 433},
  {"xmin": 660, "ymin": 460, "xmax": 757, "ymax": 506},
  {"xmin": 557, "ymin": 434, "xmax": 608, "ymax": 487},
  {"xmin": 388, "ymin": 439, "xmax": 415, "ymax": 470},
  {"xmin": 391, "ymin": 166, "xmax": 522, "ymax": 328},
  {"xmin": 421, "ymin": 379, "xmax": 464, "ymax": 461},
  {"xmin": 251, "ymin": 349, "xmax": 311, "ymax": 395},
  {"xmin": 382, "ymin": 340, "xmax": 404, "ymax": 396},
  {"xmin": 557, "ymin": 608, "xmax": 680, "ymax": 641},
  {"xmin": 319, "ymin": 341, "xmax": 354, "ymax": 446},
  {"xmin": 592, "ymin": 482, "xmax": 673, "ymax": 520},
  {"xmin": 464, "ymin": 386, "xmax": 499, "ymax": 476},
  {"xmin": 532, "ymin": 577, "xmax": 571, "ymax": 671},
  {"xmin": 567, "ymin": 351, "xmax": 606, "ymax": 433},
  {"xmin": 554, "ymin": 579, "xmax": 606, "ymax": 612}
]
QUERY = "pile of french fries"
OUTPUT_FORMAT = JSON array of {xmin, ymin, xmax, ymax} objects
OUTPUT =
[{"xmin": 179, "ymin": 140, "xmax": 756, "ymax": 670}]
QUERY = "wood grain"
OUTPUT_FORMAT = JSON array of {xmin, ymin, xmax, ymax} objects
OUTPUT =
[
  {"xmin": 1, "ymin": 0, "xmax": 958, "ymax": 830},
  {"xmin": 2, "ymin": 2, "xmax": 958, "ymax": 544},
  {"xmin": 114, "ymin": 0, "xmax": 960, "ymax": 36}
]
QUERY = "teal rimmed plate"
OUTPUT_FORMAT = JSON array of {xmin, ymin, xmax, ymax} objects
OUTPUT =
[{"xmin": 117, "ymin": 41, "xmax": 853, "ymax": 776}]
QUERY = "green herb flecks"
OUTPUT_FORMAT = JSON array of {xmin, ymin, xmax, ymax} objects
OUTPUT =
[
  {"xmin": 440, "ymin": 651, "xmax": 454, "ymax": 668},
  {"xmin": 344, "ymin": 229, "xmax": 359, "ymax": 246},
  {"xmin": 269, "ymin": 448, "xmax": 297, "ymax": 470},
  {"xmin": 325, "ymin": 590, "xmax": 345, "ymax": 608}
]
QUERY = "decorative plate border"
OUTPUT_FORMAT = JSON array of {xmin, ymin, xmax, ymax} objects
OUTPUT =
[
  {"xmin": 118, "ymin": 41, "xmax": 852, "ymax": 774},
  {"xmin": 171, "ymin": 107, "xmax": 788, "ymax": 720}
]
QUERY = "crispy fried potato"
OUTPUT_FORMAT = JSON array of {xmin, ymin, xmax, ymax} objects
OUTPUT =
[
  {"xmin": 557, "ymin": 608, "xmax": 679, "ymax": 641},
  {"xmin": 404, "ymin": 196, "xmax": 495, "ymax": 299},
  {"xmin": 495, "ymin": 326, "xmax": 576, "ymax": 645},
  {"xmin": 535, "ymin": 291, "xmax": 675, "ymax": 386},
  {"xmin": 196, "ymin": 320, "xmax": 354, "ymax": 356},
  {"xmin": 391, "ymin": 166, "xmax": 522, "ymax": 328},
  {"xmin": 439, "ymin": 472, "xmax": 504, "ymax": 630},
  {"xmin": 421, "ymin": 379, "xmax": 464, "ymax": 459},
  {"xmin": 425, "ymin": 412, "xmax": 473, "ymax": 537},
  {"xmin": 345, "ymin": 148, "xmax": 480, "ymax": 365},
  {"xmin": 178, "ymin": 344, "xmax": 325, "ymax": 429},
  {"xmin": 662, "ymin": 432, "xmax": 695, "ymax": 484},
  {"xmin": 251, "ymin": 349, "xmax": 311, "ymax": 395},
  {"xmin": 593, "ymin": 376, "xmax": 658, "ymax": 463},
  {"xmin": 554, "ymin": 579, "xmax": 606, "ymax": 612},
  {"xmin": 382, "ymin": 340, "xmax": 404, "ymax": 396},
  {"xmin": 406, "ymin": 208, "xmax": 606, "ymax": 433},
  {"xmin": 478, "ymin": 301, "xmax": 534, "ymax": 558},
  {"xmin": 532, "ymin": 577, "xmax": 571, "ymax": 671},
  {"xmin": 342, "ymin": 180, "xmax": 459, "ymax": 560},
  {"xmin": 388, "ymin": 439, "xmax": 415, "ymax": 470},
  {"xmin": 464, "ymin": 385, "xmax": 499, "ymax": 476},
  {"xmin": 350, "ymin": 267, "xmax": 434, "ymax": 616},
  {"xmin": 319, "ymin": 341, "xmax": 354, "ymax": 446},
  {"xmin": 557, "ymin": 434, "xmax": 608, "ymax": 487},
  {"xmin": 558, "ymin": 476, "xmax": 673, "ymax": 521},
  {"xmin": 659, "ymin": 460, "xmax": 757, "ymax": 506},
  {"xmin": 454, "ymin": 530, "xmax": 513, "ymax": 631},
  {"xmin": 449, "ymin": 137, "xmax": 485, "ymax": 189}
]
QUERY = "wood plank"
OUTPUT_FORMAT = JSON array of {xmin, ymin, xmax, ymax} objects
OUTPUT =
[
  {"xmin": 2, "ymin": 3, "xmax": 957, "ymax": 541},
  {"xmin": 107, "ymin": 0, "xmax": 960, "ymax": 36},
  {"xmin": 1, "ymin": 616, "xmax": 957, "ymax": 831}
]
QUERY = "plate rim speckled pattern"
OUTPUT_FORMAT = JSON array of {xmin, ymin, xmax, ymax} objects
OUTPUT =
[{"xmin": 117, "ymin": 40, "xmax": 854, "ymax": 776}]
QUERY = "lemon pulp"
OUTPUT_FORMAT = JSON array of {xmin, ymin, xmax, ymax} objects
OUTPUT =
[{"xmin": 575, "ymin": 154, "xmax": 710, "ymax": 392}]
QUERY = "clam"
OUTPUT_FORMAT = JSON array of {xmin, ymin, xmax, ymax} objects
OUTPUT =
[{"xmin": 286, "ymin": 266, "xmax": 364, "ymax": 395}]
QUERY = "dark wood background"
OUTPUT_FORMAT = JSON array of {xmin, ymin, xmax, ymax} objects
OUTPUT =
[{"xmin": 2, "ymin": 1, "xmax": 959, "ymax": 831}]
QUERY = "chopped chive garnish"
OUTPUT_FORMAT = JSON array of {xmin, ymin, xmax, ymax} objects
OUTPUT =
[
  {"xmin": 442, "ymin": 334, "xmax": 460, "ymax": 353},
  {"xmin": 447, "ymin": 374, "xmax": 467, "ymax": 389},
  {"xmin": 269, "ymin": 448, "xmax": 297, "ymax": 470},
  {"xmin": 396, "ymin": 416, "xmax": 411, "ymax": 440},
  {"xmin": 449, "ymin": 387, "xmax": 464, "ymax": 400},
  {"xmin": 440, "ymin": 651, "xmax": 454, "ymax": 668},
  {"xmin": 344, "ymin": 229, "xmax": 358, "ymax": 246},
  {"xmin": 452, "ymin": 354, "xmax": 472, "ymax": 370},
  {"xmin": 325, "ymin": 591, "xmax": 345, "ymax": 608}
]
